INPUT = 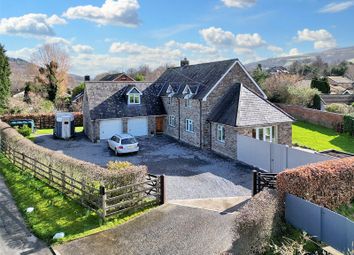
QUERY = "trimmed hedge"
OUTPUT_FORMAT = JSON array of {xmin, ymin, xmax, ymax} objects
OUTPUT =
[
  {"xmin": 0, "ymin": 112, "xmax": 83, "ymax": 129},
  {"xmin": 0, "ymin": 120, "xmax": 147, "ymax": 189},
  {"xmin": 228, "ymin": 189, "xmax": 282, "ymax": 254},
  {"xmin": 344, "ymin": 115, "xmax": 354, "ymax": 136},
  {"xmin": 277, "ymin": 157, "xmax": 354, "ymax": 210}
]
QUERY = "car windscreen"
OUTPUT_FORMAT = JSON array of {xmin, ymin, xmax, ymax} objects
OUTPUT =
[{"xmin": 121, "ymin": 138, "xmax": 137, "ymax": 145}]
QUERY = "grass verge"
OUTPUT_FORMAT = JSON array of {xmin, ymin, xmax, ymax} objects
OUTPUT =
[
  {"xmin": 292, "ymin": 121, "xmax": 354, "ymax": 153},
  {"xmin": 0, "ymin": 153, "xmax": 153, "ymax": 244},
  {"xmin": 29, "ymin": 126, "xmax": 84, "ymax": 141}
]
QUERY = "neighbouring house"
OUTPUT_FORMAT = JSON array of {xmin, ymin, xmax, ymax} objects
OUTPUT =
[
  {"xmin": 327, "ymin": 76, "xmax": 354, "ymax": 94},
  {"xmin": 83, "ymin": 58, "xmax": 294, "ymax": 160},
  {"xmin": 99, "ymin": 72, "xmax": 136, "ymax": 82},
  {"xmin": 267, "ymin": 66, "xmax": 289, "ymax": 75}
]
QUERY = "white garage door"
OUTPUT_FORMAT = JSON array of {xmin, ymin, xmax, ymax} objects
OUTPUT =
[
  {"xmin": 100, "ymin": 119, "xmax": 123, "ymax": 139},
  {"xmin": 127, "ymin": 117, "xmax": 148, "ymax": 136}
]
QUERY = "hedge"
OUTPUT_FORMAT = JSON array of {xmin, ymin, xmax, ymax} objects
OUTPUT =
[
  {"xmin": 228, "ymin": 189, "xmax": 282, "ymax": 254},
  {"xmin": 343, "ymin": 115, "xmax": 354, "ymax": 136},
  {"xmin": 0, "ymin": 112, "xmax": 83, "ymax": 129},
  {"xmin": 277, "ymin": 157, "xmax": 354, "ymax": 210},
  {"xmin": 0, "ymin": 120, "xmax": 147, "ymax": 190}
]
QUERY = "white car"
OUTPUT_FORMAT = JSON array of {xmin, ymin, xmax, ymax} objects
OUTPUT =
[{"xmin": 107, "ymin": 134, "xmax": 139, "ymax": 155}]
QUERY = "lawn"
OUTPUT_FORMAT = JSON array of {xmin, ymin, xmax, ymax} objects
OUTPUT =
[
  {"xmin": 29, "ymin": 126, "xmax": 83, "ymax": 141},
  {"xmin": 0, "ymin": 154, "xmax": 152, "ymax": 244},
  {"xmin": 292, "ymin": 121, "xmax": 354, "ymax": 154}
]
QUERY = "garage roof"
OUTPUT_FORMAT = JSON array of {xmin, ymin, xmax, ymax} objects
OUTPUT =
[{"xmin": 85, "ymin": 81, "xmax": 166, "ymax": 120}]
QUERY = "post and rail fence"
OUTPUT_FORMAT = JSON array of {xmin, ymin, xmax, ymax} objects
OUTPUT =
[
  {"xmin": 252, "ymin": 170, "xmax": 277, "ymax": 196},
  {"xmin": 0, "ymin": 139, "xmax": 165, "ymax": 219}
]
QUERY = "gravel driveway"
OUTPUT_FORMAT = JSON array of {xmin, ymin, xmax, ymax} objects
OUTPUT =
[{"xmin": 35, "ymin": 134, "xmax": 252, "ymax": 200}]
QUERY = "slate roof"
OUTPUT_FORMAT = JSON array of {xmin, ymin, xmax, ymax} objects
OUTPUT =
[
  {"xmin": 327, "ymin": 76, "xmax": 354, "ymax": 84},
  {"xmin": 99, "ymin": 73, "xmax": 134, "ymax": 81},
  {"xmin": 155, "ymin": 59, "xmax": 238, "ymax": 100},
  {"xmin": 209, "ymin": 83, "xmax": 294, "ymax": 127},
  {"xmin": 85, "ymin": 81, "xmax": 166, "ymax": 120}
]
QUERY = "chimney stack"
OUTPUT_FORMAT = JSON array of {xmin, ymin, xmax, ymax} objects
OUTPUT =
[
  {"xmin": 84, "ymin": 75, "xmax": 90, "ymax": 81},
  {"xmin": 180, "ymin": 57, "xmax": 189, "ymax": 67}
]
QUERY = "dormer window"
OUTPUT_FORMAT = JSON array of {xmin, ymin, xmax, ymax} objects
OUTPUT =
[
  {"xmin": 182, "ymin": 85, "xmax": 193, "ymax": 99},
  {"xmin": 126, "ymin": 87, "xmax": 142, "ymax": 105},
  {"xmin": 166, "ymin": 84, "xmax": 175, "ymax": 97}
]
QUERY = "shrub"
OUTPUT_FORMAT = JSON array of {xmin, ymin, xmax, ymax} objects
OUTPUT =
[
  {"xmin": 343, "ymin": 115, "xmax": 354, "ymax": 136},
  {"xmin": 261, "ymin": 74, "xmax": 299, "ymax": 103},
  {"xmin": 16, "ymin": 125, "xmax": 32, "ymax": 137},
  {"xmin": 311, "ymin": 77, "xmax": 330, "ymax": 94},
  {"xmin": 277, "ymin": 157, "xmax": 354, "ymax": 211},
  {"xmin": 312, "ymin": 94, "xmax": 322, "ymax": 110},
  {"xmin": 107, "ymin": 161, "xmax": 133, "ymax": 171},
  {"xmin": 287, "ymin": 85, "xmax": 319, "ymax": 107},
  {"xmin": 228, "ymin": 189, "xmax": 282, "ymax": 254},
  {"xmin": 326, "ymin": 103, "xmax": 350, "ymax": 114},
  {"xmin": 71, "ymin": 82, "xmax": 85, "ymax": 99}
]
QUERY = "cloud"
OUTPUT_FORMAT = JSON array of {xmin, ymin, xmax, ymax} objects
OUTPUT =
[
  {"xmin": 296, "ymin": 28, "xmax": 336, "ymax": 49},
  {"xmin": 0, "ymin": 13, "xmax": 66, "ymax": 37},
  {"xmin": 165, "ymin": 40, "xmax": 217, "ymax": 54},
  {"xmin": 199, "ymin": 27, "xmax": 235, "ymax": 47},
  {"xmin": 288, "ymin": 48, "xmax": 301, "ymax": 56},
  {"xmin": 200, "ymin": 27, "xmax": 265, "ymax": 48},
  {"xmin": 72, "ymin": 44, "xmax": 94, "ymax": 53},
  {"xmin": 267, "ymin": 45, "xmax": 284, "ymax": 54},
  {"xmin": 235, "ymin": 33, "xmax": 265, "ymax": 47},
  {"xmin": 319, "ymin": 1, "xmax": 354, "ymax": 13},
  {"xmin": 7, "ymin": 47, "xmax": 37, "ymax": 60},
  {"xmin": 221, "ymin": 0, "xmax": 256, "ymax": 8},
  {"xmin": 63, "ymin": 0, "xmax": 140, "ymax": 26}
]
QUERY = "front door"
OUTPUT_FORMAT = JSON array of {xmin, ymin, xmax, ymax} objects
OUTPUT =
[{"xmin": 156, "ymin": 117, "xmax": 164, "ymax": 133}]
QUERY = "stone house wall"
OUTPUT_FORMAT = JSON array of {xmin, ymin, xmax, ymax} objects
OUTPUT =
[
  {"xmin": 179, "ymin": 98, "xmax": 201, "ymax": 147},
  {"xmin": 201, "ymin": 61, "xmax": 264, "ymax": 149},
  {"xmin": 210, "ymin": 122, "xmax": 293, "ymax": 160},
  {"xmin": 83, "ymin": 92, "xmax": 95, "ymax": 142},
  {"xmin": 161, "ymin": 97, "xmax": 180, "ymax": 140}
]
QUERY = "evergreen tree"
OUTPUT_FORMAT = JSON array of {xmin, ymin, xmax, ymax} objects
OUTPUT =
[
  {"xmin": 252, "ymin": 64, "xmax": 269, "ymax": 85},
  {"xmin": 0, "ymin": 44, "xmax": 11, "ymax": 111}
]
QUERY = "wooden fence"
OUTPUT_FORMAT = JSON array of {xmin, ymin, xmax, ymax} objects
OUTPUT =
[
  {"xmin": 0, "ymin": 112, "xmax": 83, "ymax": 129},
  {"xmin": 252, "ymin": 170, "xmax": 277, "ymax": 196},
  {"xmin": 0, "ymin": 140, "xmax": 165, "ymax": 219}
]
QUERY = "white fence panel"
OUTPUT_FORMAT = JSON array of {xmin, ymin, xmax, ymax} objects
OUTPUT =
[
  {"xmin": 270, "ymin": 143, "xmax": 287, "ymax": 173},
  {"xmin": 237, "ymin": 134, "xmax": 271, "ymax": 171},
  {"xmin": 287, "ymin": 148, "xmax": 332, "ymax": 169},
  {"xmin": 236, "ymin": 134, "xmax": 334, "ymax": 173}
]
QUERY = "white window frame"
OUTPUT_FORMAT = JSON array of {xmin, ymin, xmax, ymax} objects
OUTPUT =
[
  {"xmin": 185, "ymin": 119, "xmax": 194, "ymax": 133},
  {"xmin": 217, "ymin": 124, "xmax": 225, "ymax": 143},
  {"xmin": 128, "ymin": 93, "xmax": 140, "ymax": 105},
  {"xmin": 184, "ymin": 99, "xmax": 192, "ymax": 108},
  {"xmin": 168, "ymin": 115, "xmax": 176, "ymax": 127},
  {"xmin": 253, "ymin": 126, "xmax": 278, "ymax": 143}
]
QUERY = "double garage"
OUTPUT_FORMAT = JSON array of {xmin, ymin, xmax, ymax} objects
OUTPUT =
[{"xmin": 99, "ymin": 117, "xmax": 149, "ymax": 140}]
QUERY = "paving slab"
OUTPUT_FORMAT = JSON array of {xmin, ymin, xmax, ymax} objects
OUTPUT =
[
  {"xmin": 0, "ymin": 174, "xmax": 52, "ymax": 255},
  {"xmin": 53, "ymin": 204, "xmax": 235, "ymax": 255}
]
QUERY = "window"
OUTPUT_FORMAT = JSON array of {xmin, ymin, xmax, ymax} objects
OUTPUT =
[
  {"xmin": 184, "ymin": 99, "xmax": 192, "ymax": 108},
  {"xmin": 168, "ymin": 97, "xmax": 172, "ymax": 105},
  {"xmin": 185, "ymin": 119, "xmax": 194, "ymax": 133},
  {"xmin": 128, "ymin": 94, "xmax": 140, "ymax": 104},
  {"xmin": 168, "ymin": 115, "xmax": 176, "ymax": 127},
  {"xmin": 252, "ymin": 126, "xmax": 278, "ymax": 143},
  {"xmin": 217, "ymin": 125, "xmax": 225, "ymax": 142}
]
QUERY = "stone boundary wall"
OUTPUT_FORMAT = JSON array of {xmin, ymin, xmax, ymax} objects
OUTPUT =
[
  {"xmin": 0, "ymin": 112, "xmax": 83, "ymax": 129},
  {"xmin": 277, "ymin": 104, "xmax": 344, "ymax": 130}
]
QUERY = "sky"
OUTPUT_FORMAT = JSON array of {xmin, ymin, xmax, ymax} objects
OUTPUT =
[{"xmin": 1, "ymin": 0, "xmax": 354, "ymax": 76}]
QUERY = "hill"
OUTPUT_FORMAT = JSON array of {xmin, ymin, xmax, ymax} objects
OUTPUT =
[
  {"xmin": 9, "ymin": 57, "xmax": 83, "ymax": 94},
  {"xmin": 245, "ymin": 46, "xmax": 354, "ymax": 70}
]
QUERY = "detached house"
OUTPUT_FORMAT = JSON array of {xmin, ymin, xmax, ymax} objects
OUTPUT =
[{"xmin": 83, "ymin": 58, "xmax": 294, "ymax": 160}]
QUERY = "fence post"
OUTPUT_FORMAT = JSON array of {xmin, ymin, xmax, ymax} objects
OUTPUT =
[
  {"xmin": 21, "ymin": 153, "xmax": 25, "ymax": 171},
  {"xmin": 252, "ymin": 170, "xmax": 258, "ymax": 196},
  {"xmin": 100, "ymin": 185, "xmax": 107, "ymax": 219},
  {"xmin": 160, "ymin": 175, "xmax": 166, "ymax": 205},
  {"xmin": 48, "ymin": 164, "xmax": 53, "ymax": 185},
  {"xmin": 81, "ymin": 179, "xmax": 86, "ymax": 204},
  {"xmin": 61, "ymin": 170, "xmax": 66, "ymax": 192}
]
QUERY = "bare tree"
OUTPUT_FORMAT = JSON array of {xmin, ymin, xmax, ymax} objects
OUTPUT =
[{"xmin": 31, "ymin": 43, "xmax": 70, "ymax": 97}]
